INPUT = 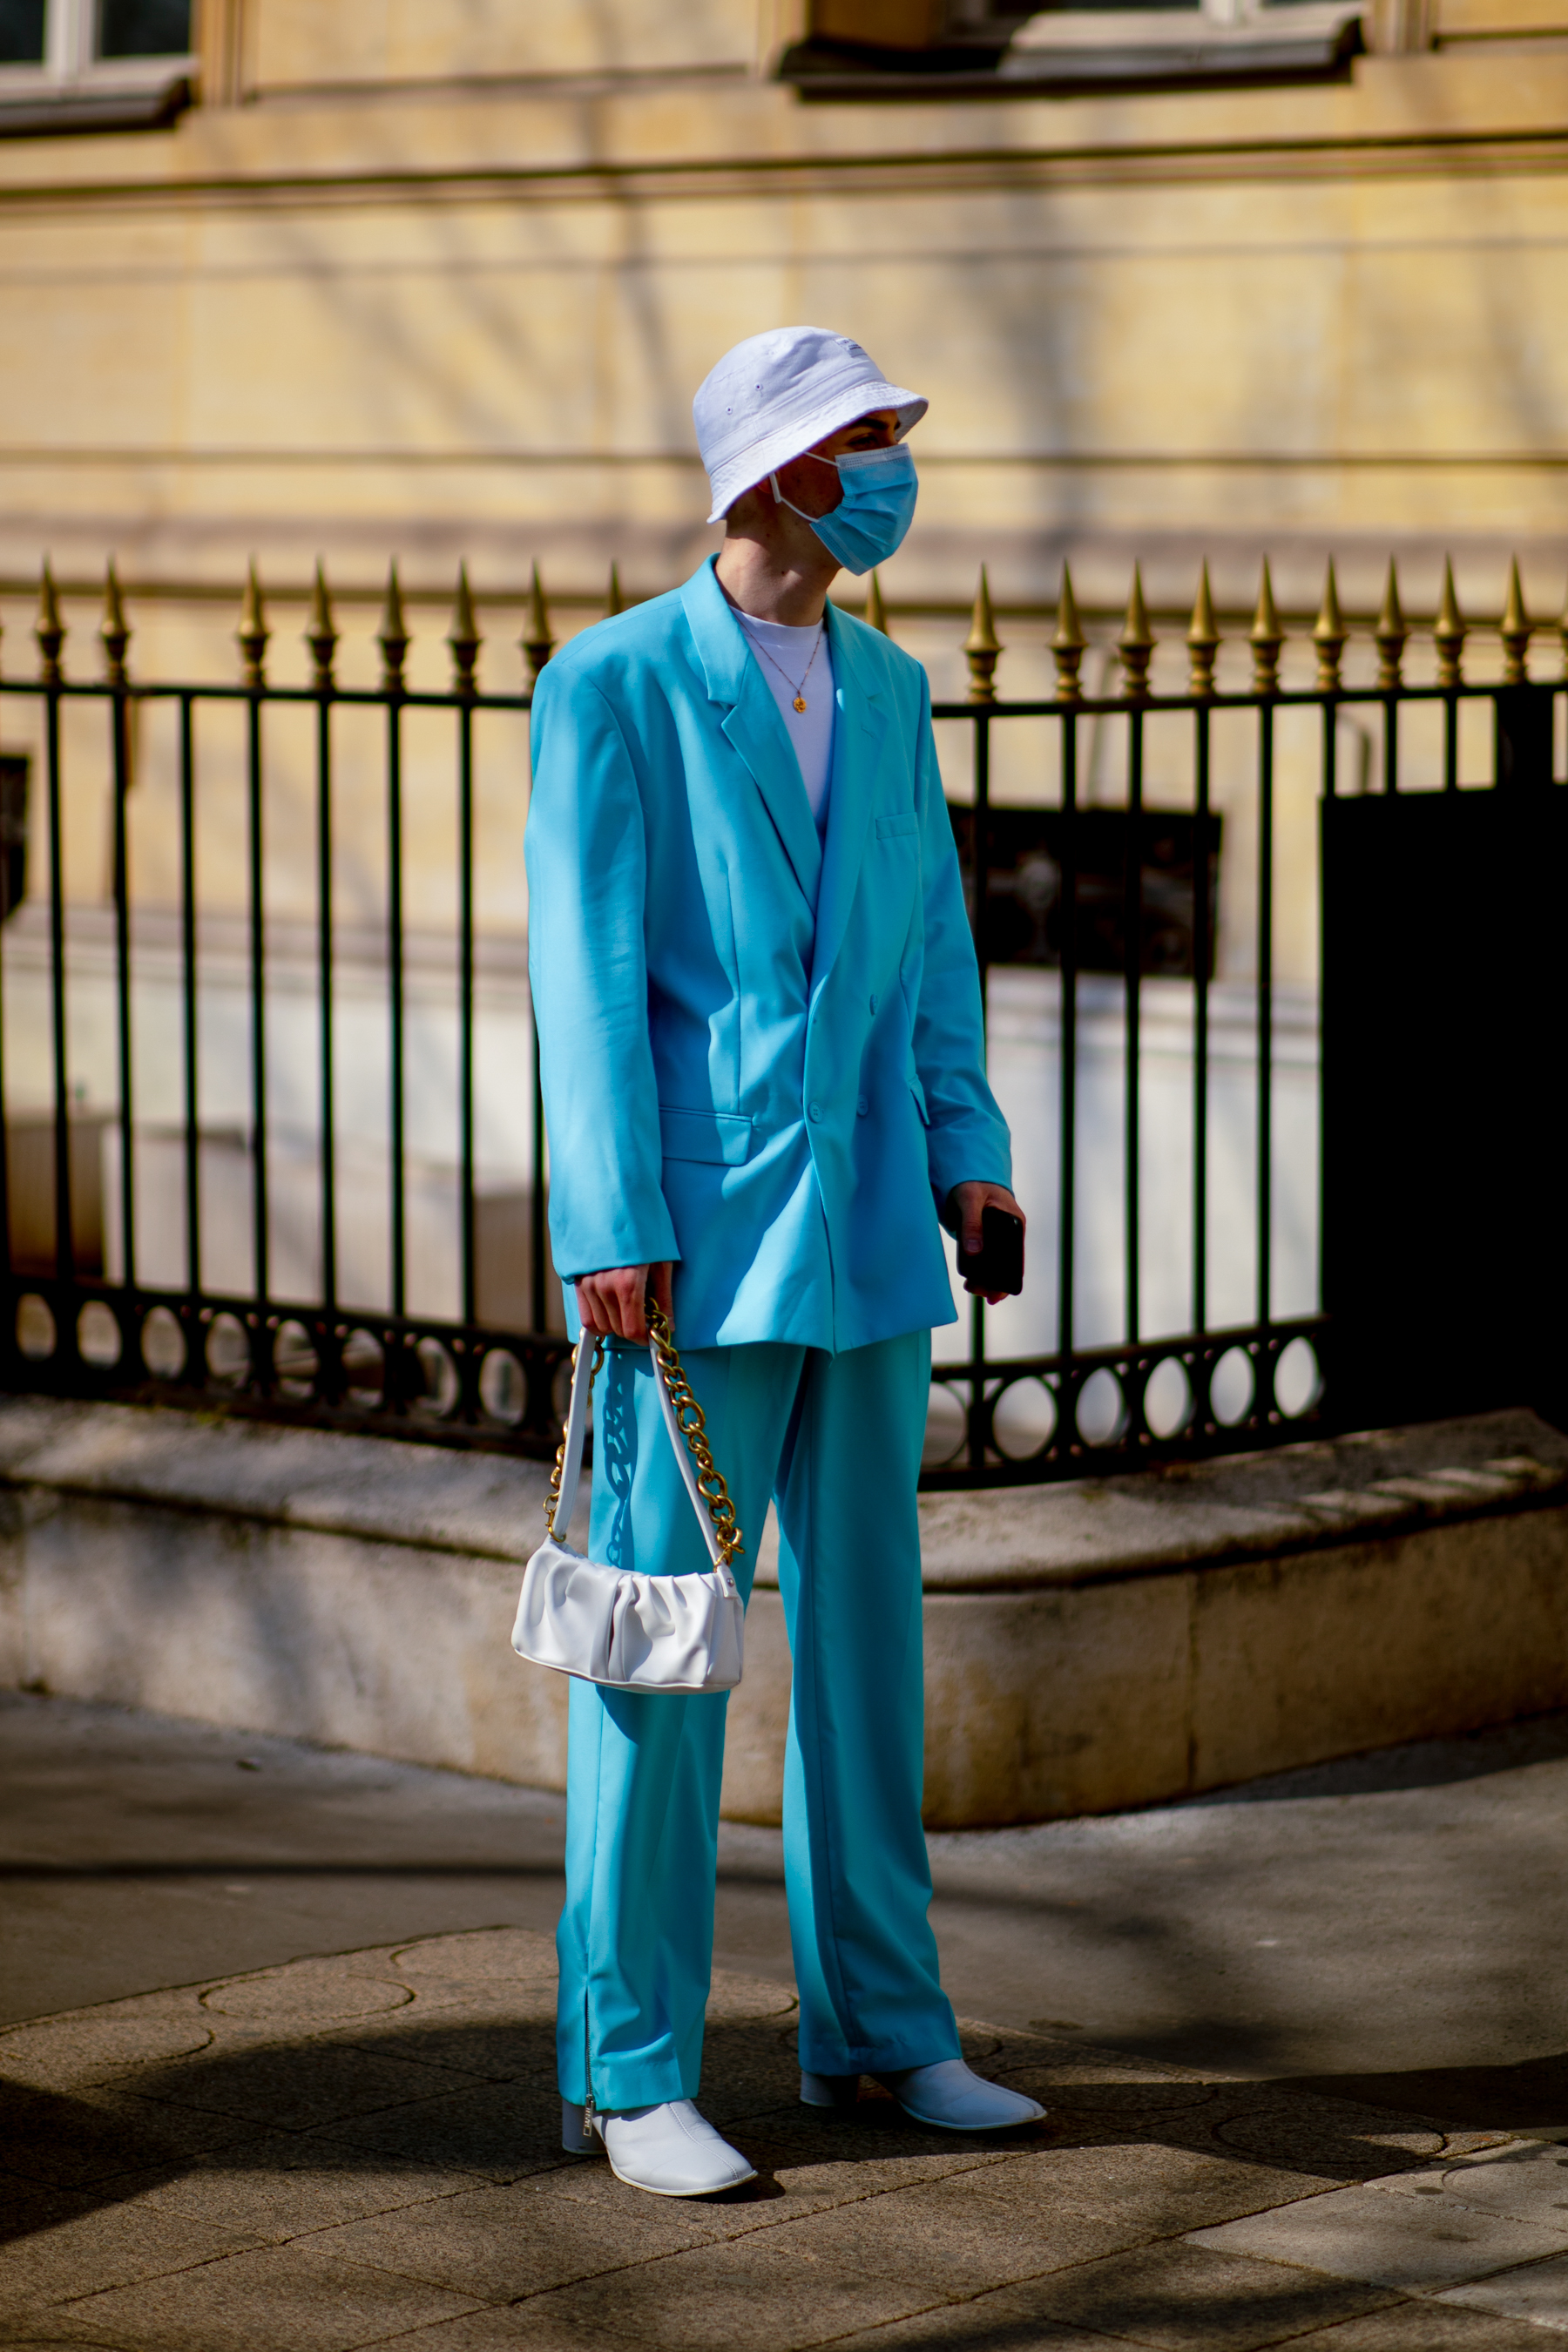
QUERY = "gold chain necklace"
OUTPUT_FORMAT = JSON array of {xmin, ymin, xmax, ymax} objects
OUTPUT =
[{"xmin": 740, "ymin": 616, "xmax": 825, "ymax": 713}]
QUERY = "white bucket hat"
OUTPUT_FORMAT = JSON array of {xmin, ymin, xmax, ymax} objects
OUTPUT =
[{"xmin": 693, "ymin": 327, "xmax": 927, "ymax": 525}]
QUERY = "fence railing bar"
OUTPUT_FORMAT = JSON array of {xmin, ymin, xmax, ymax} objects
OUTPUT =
[
  {"xmin": 969, "ymin": 707, "xmax": 992, "ymax": 1472},
  {"xmin": 457, "ymin": 698, "xmax": 477, "ymax": 1337},
  {"xmin": 315, "ymin": 686, "xmax": 338, "ymax": 1354},
  {"xmin": 932, "ymin": 1310, "xmax": 1328, "ymax": 1392},
  {"xmin": 1124, "ymin": 707, "xmax": 1144, "ymax": 1354},
  {"xmin": 245, "ymin": 690, "xmax": 269, "ymax": 1336},
  {"xmin": 1316, "ymin": 696, "xmax": 1335, "ymax": 1409},
  {"xmin": 1058, "ymin": 711, "xmax": 1078, "ymax": 1363},
  {"xmin": 1192, "ymin": 702, "xmax": 1211, "ymax": 1338},
  {"xmin": 1257, "ymin": 702, "xmax": 1275, "ymax": 1345},
  {"xmin": 179, "ymin": 693, "xmax": 199, "ymax": 1305},
  {"xmin": 386, "ymin": 696, "xmax": 407, "ymax": 1327},
  {"xmin": 0, "ymin": 681, "xmax": 533, "ymax": 713},
  {"xmin": 0, "ymin": 675, "xmax": 1544, "ymax": 720},
  {"xmin": 44, "ymin": 683, "xmax": 73, "ymax": 1304},
  {"xmin": 110, "ymin": 673, "xmax": 137, "ymax": 1319}
]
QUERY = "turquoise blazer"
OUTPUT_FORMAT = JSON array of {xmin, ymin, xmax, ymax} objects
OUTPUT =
[{"xmin": 524, "ymin": 555, "xmax": 1010, "ymax": 1355}]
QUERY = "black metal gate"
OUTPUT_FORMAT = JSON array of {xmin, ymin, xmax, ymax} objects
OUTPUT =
[{"xmin": 1322, "ymin": 693, "xmax": 1567, "ymax": 1433}]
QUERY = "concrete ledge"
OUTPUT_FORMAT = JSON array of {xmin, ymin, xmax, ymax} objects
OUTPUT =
[{"xmin": 0, "ymin": 1396, "xmax": 1564, "ymax": 1827}]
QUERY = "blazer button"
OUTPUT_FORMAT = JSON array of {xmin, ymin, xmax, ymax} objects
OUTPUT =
[
  {"xmin": 856, "ymin": 1095, "xmax": 869, "ymax": 1117},
  {"xmin": 808, "ymin": 1101, "xmax": 823, "ymax": 1123}
]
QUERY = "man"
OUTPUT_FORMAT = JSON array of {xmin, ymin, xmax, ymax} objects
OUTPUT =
[{"xmin": 525, "ymin": 325, "xmax": 1040, "ymax": 2199}]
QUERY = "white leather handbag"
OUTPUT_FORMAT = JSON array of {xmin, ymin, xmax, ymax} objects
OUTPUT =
[{"xmin": 510, "ymin": 1304, "xmax": 746, "ymax": 1694}]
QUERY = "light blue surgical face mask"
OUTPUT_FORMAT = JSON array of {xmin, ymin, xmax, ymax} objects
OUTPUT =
[{"xmin": 768, "ymin": 441, "xmax": 918, "ymax": 576}]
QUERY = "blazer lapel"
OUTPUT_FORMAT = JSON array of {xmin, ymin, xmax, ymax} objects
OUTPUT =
[
  {"xmin": 680, "ymin": 559, "xmax": 822, "ymax": 908},
  {"xmin": 810, "ymin": 604, "xmax": 886, "ymax": 990}
]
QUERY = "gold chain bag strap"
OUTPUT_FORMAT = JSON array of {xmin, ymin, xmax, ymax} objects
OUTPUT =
[
  {"xmin": 515, "ymin": 1303, "xmax": 747, "ymax": 1693},
  {"xmin": 645, "ymin": 1301, "xmax": 744, "ymax": 1571}
]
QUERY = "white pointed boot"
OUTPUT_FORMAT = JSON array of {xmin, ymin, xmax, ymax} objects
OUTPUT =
[
  {"xmin": 801, "ymin": 2060, "xmax": 1044, "ymax": 2132},
  {"xmin": 588, "ymin": 2099, "xmax": 757, "ymax": 2197}
]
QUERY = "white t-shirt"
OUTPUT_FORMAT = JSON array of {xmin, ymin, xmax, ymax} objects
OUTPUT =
[{"xmin": 736, "ymin": 612, "xmax": 835, "ymax": 834}]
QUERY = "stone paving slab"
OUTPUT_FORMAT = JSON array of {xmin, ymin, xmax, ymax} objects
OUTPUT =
[
  {"xmin": 1190, "ymin": 2173, "xmax": 1568, "ymax": 2293},
  {"xmin": 3, "ymin": 1926, "xmax": 1560, "ymax": 2350}
]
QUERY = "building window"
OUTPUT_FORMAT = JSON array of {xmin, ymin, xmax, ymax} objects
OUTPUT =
[
  {"xmin": 0, "ymin": 0, "xmax": 193, "ymax": 130},
  {"xmin": 99, "ymin": 0, "xmax": 192, "ymax": 57},
  {"xmin": 781, "ymin": 0, "xmax": 1366, "ymax": 92},
  {"xmin": 0, "ymin": 3, "xmax": 49, "ymax": 63}
]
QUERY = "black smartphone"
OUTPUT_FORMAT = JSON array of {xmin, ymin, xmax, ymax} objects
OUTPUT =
[{"xmin": 956, "ymin": 1206, "xmax": 1024, "ymax": 1296}]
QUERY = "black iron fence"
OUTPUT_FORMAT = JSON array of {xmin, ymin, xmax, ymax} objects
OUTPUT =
[{"xmin": 0, "ymin": 555, "xmax": 1561, "ymax": 1486}]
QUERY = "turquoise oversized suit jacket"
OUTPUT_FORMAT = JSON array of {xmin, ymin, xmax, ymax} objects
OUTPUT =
[{"xmin": 524, "ymin": 555, "xmax": 1010, "ymax": 1355}]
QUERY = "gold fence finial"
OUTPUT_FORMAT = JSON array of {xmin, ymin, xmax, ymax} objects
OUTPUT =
[
  {"xmin": 448, "ymin": 562, "xmax": 481, "ymax": 694},
  {"xmin": 1500, "ymin": 556, "xmax": 1531, "ymax": 685},
  {"xmin": 378, "ymin": 559, "xmax": 410, "ymax": 690},
  {"xmin": 1249, "ymin": 558, "xmax": 1283, "ymax": 694},
  {"xmin": 1433, "ymin": 558, "xmax": 1465, "ymax": 690},
  {"xmin": 1374, "ymin": 558, "xmax": 1407, "ymax": 691},
  {"xmin": 1558, "ymin": 574, "xmax": 1568, "ymax": 683},
  {"xmin": 1313, "ymin": 558, "xmax": 1347, "ymax": 692},
  {"xmin": 522, "ymin": 561, "xmax": 554, "ymax": 685},
  {"xmin": 1118, "ymin": 564, "xmax": 1154, "ymax": 701},
  {"xmin": 605, "ymin": 562, "xmax": 625, "ymax": 619},
  {"xmin": 237, "ymin": 558, "xmax": 268, "ymax": 689},
  {"xmin": 863, "ymin": 569, "xmax": 889, "ymax": 634},
  {"xmin": 306, "ymin": 559, "xmax": 338, "ymax": 693},
  {"xmin": 1050, "ymin": 561, "xmax": 1086, "ymax": 702},
  {"xmin": 36, "ymin": 558, "xmax": 64, "ymax": 686},
  {"xmin": 100, "ymin": 558, "xmax": 131, "ymax": 689},
  {"xmin": 963, "ymin": 565, "xmax": 1002, "ymax": 701},
  {"xmin": 1186, "ymin": 560, "xmax": 1219, "ymax": 698}
]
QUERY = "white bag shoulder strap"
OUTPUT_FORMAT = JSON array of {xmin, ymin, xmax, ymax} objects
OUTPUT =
[{"xmin": 545, "ymin": 1324, "xmax": 740, "ymax": 1591}]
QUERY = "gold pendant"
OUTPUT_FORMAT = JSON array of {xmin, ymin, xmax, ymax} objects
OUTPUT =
[{"xmin": 793, "ymin": 695, "xmax": 807, "ymax": 713}]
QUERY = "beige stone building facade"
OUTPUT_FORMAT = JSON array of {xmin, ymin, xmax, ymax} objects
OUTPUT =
[
  {"xmin": 1, "ymin": 0, "xmax": 1565, "ymax": 649},
  {"xmin": 0, "ymin": 0, "xmax": 1563, "ymax": 1357}
]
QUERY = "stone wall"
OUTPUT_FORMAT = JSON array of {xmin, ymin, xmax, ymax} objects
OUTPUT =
[{"xmin": 2, "ymin": 1395, "xmax": 1564, "ymax": 1826}]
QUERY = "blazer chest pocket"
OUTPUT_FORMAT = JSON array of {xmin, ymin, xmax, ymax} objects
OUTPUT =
[
  {"xmin": 875, "ymin": 812, "xmax": 920, "ymax": 841},
  {"xmin": 659, "ymin": 1106, "xmax": 755, "ymax": 1166}
]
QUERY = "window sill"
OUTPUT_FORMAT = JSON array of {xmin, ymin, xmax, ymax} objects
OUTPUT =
[
  {"xmin": 780, "ymin": 10, "xmax": 1362, "ymax": 93},
  {"xmin": 0, "ymin": 73, "xmax": 191, "ymax": 139}
]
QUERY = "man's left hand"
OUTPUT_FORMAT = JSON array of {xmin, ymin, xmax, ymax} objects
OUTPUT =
[{"xmin": 947, "ymin": 1180, "xmax": 1026, "ymax": 1305}]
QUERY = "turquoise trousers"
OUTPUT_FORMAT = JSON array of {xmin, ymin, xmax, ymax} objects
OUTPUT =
[{"xmin": 555, "ymin": 1328, "xmax": 962, "ymax": 2112}]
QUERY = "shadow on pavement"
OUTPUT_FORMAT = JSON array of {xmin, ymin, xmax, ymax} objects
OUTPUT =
[
  {"xmin": 1279, "ymin": 2052, "xmax": 1568, "ymax": 2132},
  {"xmin": 0, "ymin": 2003, "xmax": 1474, "ymax": 2249}
]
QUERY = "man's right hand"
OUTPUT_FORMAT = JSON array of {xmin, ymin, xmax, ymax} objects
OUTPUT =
[{"xmin": 575, "ymin": 1261, "xmax": 674, "ymax": 1345}]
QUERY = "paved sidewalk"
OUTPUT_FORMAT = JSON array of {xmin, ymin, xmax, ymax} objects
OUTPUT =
[
  {"xmin": 4, "ymin": 1927, "xmax": 1568, "ymax": 2351},
  {"xmin": 10, "ymin": 1693, "xmax": 1568, "ymax": 2093}
]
